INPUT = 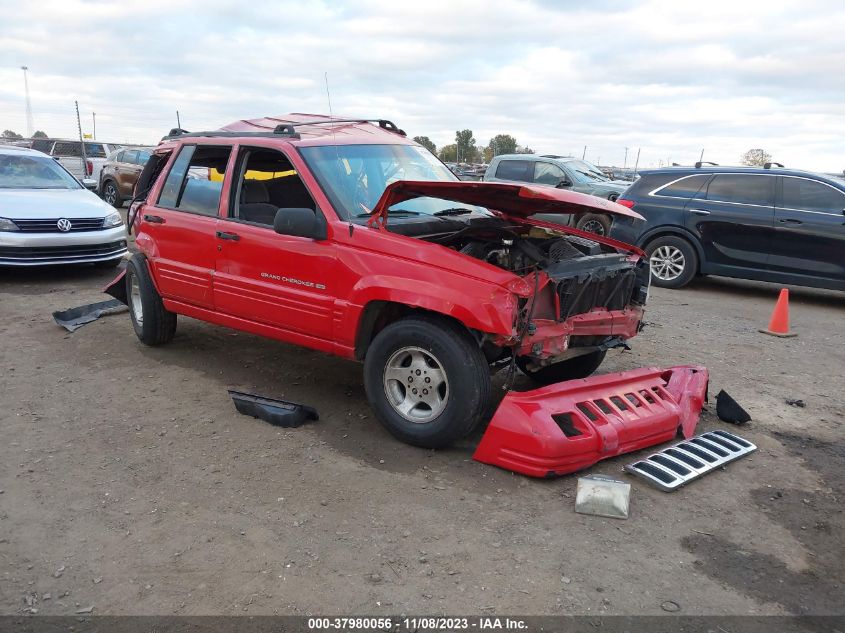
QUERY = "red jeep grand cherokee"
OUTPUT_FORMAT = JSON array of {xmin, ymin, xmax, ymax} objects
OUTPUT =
[{"xmin": 124, "ymin": 115, "xmax": 648, "ymax": 448}]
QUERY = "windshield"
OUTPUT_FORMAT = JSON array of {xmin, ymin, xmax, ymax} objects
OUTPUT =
[
  {"xmin": 563, "ymin": 159, "xmax": 610, "ymax": 184},
  {"xmin": 300, "ymin": 144, "xmax": 486, "ymax": 219},
  {"xmin": 0, "ymin": 154, "xmax": 82, "ymax": 190}
]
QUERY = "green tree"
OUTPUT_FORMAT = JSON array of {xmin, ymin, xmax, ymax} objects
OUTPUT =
[
  {"xmin": 413, "ymin": 135, "xmax": 436, "ymax": 155},
  {"xmin": 487, "ymin": 134, "xmax": 518, "ymax": 157},
  {"xmin": 438, "ymin": 144, "xmax": 457, "ymax": 162},
  {"xmin": 2, "ymin": 130, "xmax": 23, "ymax": 140},
  {"xmin": 31, "ymin": 130, "xmax": 47, "ymax": 138},
  {"xmin": 740, "ymin": 148, "xmax": 772, "ymax": 166},
  {"xmin": 455, "ymin": 129, "xmax": 478, "ymax": 163}
]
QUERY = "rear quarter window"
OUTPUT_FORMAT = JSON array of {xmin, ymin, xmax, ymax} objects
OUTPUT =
[{"xmin": 654, "ymin": 174, "xmax": 710, "ymax": 199}]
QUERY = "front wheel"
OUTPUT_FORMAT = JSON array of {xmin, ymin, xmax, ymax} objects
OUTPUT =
[
  {"xmin": 517, "ymin": 350, "xmax": 607, "ymax": 385},
  {"xmin": 125, "ymin": 254, "xmax": 177, "ymax": 346},
  {"xmin": 363, "ymin": 316, "xmax": 491, "ymax": 448},
  {"xmin": 645, "ymin": 235, "xmax": 698, "ymax": 288},
  {"xmin": 102, "ymin": 180, "xmax": 122, "ymax": 208}
]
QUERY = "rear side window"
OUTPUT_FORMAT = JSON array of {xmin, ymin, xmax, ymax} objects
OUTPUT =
[
  {"xmin": 52, "ymin": 141, "xmax": 83, "ymax": 157},
  {"xmin": 123, "ymin": 150, "xmax": 138, "ymax": 164},
  {"xmin": 706, "ymin": 174, "xmax": 773, "ymax": 206},
  {"xmin": 782, "ymin": 177, "xmax": 845, "ymax": 212},
  {"xmin": 31, "ymin": 139, "xmax": 53, "ymax": 153},
  {"xmin": 111, "ymin": 150, "xmax": 125, "ymax": 163},
  {"xmin": 655, "ymin": 174, "xmax": 710, "ymax": 199},
  {"xmin": 495, "ymin": 159, "xmax": 532, "ymax": 182},
  {"xmin": 157, "ymin": 145, "xmax": 231, "ymax": 216},
  {"xmin": 84, "ymin": 143, "xmax": 106, "ymax": 158}
]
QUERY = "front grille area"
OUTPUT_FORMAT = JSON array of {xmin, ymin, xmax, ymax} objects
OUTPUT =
[
  {"xmin": 548, "ymin": 254, "xmax": 639, "ymax": 320},
  {"xmin": 11, "ymin": 217, "xmax": 106, "ymax": 232},
  {"xmin": 0, "ymin": 240, "xmax": 126, "ymax": 262}
]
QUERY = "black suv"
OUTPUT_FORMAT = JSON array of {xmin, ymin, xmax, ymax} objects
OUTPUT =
[{"xmin": 609, "ymin": 165, "xmax": 845, "ymax": 291}]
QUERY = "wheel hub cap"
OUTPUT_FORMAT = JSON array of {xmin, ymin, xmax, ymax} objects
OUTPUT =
[
  {"xmin": 581, "ymin": 220, "xmax": 606, "ymax": 235},
  {"xmin": 129, "ymin": 274, "xmax": 143, "ymax": 325},
  {"xmin": 650, "ymin": 245, "xmax": 685, "ymax": 281},
  {"xmin": 383, "ymin": 346, "xmax": 449, "ymax": 423}
]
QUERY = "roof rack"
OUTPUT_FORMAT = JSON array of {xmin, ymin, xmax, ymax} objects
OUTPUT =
[
  {"xmin": 763, "ymin": 162, "xmax": 784, "ymax": 169},
  {"xmin": 694, "ymin": 161, "xmax": 718, "ymax": 168},
  {"xmin": 160, "ymin": 118, "xmax": 406, "ymax": 142}
]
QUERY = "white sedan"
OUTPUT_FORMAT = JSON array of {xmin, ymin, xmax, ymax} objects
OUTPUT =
[{"xmin": 0, "ymin": 145, "xmax": 128, "ymax": 267}]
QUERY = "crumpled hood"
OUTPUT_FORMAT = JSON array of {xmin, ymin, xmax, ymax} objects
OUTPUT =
[{"xmin": 368, "ymin": 180, "xmax": 643, "ymax": 227}]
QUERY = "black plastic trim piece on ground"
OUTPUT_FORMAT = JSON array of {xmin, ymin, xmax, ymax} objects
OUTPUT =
[
  {"xmin": 228, "ymin": 390, "xmax": 318, "ymax": 428},
  {"xmin": 52, "ymin": 298, "xmax": 129, "ymax": 332}
]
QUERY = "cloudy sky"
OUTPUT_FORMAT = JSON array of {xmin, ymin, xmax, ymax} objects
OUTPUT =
[{"xmin": 1, "ymin": 0, "xmax": 843, "ymax": 171}]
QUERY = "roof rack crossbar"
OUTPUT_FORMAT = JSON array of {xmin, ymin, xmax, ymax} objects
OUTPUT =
[
  {"xmin": 763, "ymin": 162, "xmax": 784, "ymax": 169},
  {"xmin": 695, "ymin": 161, "xmax": 719, "ymax": 168},
  {"xmin": 160, "ymin": 118, "xmax": 406, "ymax": 142}
]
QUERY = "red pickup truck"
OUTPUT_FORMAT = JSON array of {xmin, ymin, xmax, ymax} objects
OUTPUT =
[{"xmin": 122, "ymin": 115, "xmax": 648, "ymax": 449}]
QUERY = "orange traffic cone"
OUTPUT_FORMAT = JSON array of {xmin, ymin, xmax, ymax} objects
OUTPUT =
[{"xmin": 759, "ymin": 289, "xmax": 797, "ymax": 338}]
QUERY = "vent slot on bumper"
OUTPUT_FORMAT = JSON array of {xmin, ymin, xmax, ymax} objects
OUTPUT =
[{"xmin": 624, "ymin": 430, "xmax": 756, "ymax": 492}]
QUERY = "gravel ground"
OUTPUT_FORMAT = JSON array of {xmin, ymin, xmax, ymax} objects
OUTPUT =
[{"xmin": 0, "ymin": 260, "xmax": 842, "ymax": 617}]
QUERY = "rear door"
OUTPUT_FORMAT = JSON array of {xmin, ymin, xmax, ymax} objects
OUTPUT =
[
  {"xmin": 212, "ymin": 145, "xmax": 336, "ymax": 339},
  {"xmin": 117, "ymin": 150, "xmax": 144, "ymax": 196},
  {"xmin": 492, "ymin": 159, "xmax": 533, "ymax": 183},
  {"xmin": 141, "ymin": 144, "xmax": 232, "ymax": 309},
  {"xmin": 770, "ymin": 176, "xmax": 845, "ymax": 283},
  {"xmin": 685, "ymin": 173, "xmax": 775, "ymax": 271}
]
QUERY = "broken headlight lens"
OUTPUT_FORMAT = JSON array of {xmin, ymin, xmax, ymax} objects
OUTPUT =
[
  {"xmin": 0, "ymin": 217, "xmax": 20, "ymax": 232},
  {"xmin": 102, "ymin": 211, "xmax": 123, "ymax": 228}
]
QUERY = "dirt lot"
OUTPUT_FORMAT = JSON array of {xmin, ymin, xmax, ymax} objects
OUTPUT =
[{"xmin": 1, "ymin": 260, "xmax": 843, "ymax": 617}]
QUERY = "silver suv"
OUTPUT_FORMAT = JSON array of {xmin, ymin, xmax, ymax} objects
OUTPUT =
[{"xmin": 484, "ymin": 154, "xmax": 631, "ymax": 235}]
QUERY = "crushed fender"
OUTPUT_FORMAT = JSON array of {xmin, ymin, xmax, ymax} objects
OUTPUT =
[
  {"xmin": 228, "ymin": 389, "xmax": 318, "ymax": 428},
  {"xmin": 473, "ymin": 365, "xmax": 709, "ymax": 478},
  {"xmin": 52, "ymin": 299, "xmax": 128, "ymax": 332}
]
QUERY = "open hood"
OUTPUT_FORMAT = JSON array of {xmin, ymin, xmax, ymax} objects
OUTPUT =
[{"xmin": 367, "ymin": 180, "xmax": 643, "ymax": 227}]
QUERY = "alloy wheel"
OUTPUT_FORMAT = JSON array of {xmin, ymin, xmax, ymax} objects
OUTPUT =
[
  {"xmin": 580, "ymin": 219, "xmax": 606, "ymax": 235},
  {"xmin": 650, "ymin": 245, "xmax": 686, "ymax": 281},
  {"xmin": 104, "ymin": 183, "xmax": 117, "ymax": 205},
  {"xmin": 382, "ymin": 346, "xmax": 449, "ymax": 423},
  {"xmin": 129, "ymin": 273, "xmax": 143, "ymax": 325}
]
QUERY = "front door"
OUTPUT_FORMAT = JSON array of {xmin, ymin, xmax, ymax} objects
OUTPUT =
[
  {"xmin": 770, "ymin": 176, "xmax": 845, "ymax": 284},
  {"xmin": 212, "ymin": 146, "xmax": 336, "ymax": 340},
  {"xmin": 140, "ymin": 144, "xmax": 232, "ymax": 309},
  {"xmin": 684, "ymin": 173, "xmax": 775, "ymax": 272}
]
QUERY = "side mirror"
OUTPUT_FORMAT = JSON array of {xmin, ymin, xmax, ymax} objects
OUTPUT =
[
  {"xmin": 556, "ymin": 177, "xmax": 573, "ymax": 188},
  {"xmin": 82, "ymin": 178, "xmax": 97, "ymax": 191},
  {"xmin": 273, "ymin": 208, "xmax": 327, "ymax": 240}
]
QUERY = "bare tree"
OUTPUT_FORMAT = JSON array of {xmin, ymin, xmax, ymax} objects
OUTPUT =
[{"xmin": 740, "ymin": 148, "xmax": 772, "ymax": 166}]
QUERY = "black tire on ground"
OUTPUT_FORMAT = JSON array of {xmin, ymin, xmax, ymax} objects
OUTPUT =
[
  {"xmin": 125, "ymin": 254, "xmax": 177, "ymax": 346},
  {"xmin": 102, "ymin": 180, "xmax": 122, "ymax": 208},
  {"xmin": 516, "ymin": 350, "xmax": 607, "ymax": 385},
  {"xmin": 95, "ymin": 257, "xmax": 124, "ymax": 269},
  {"xmin": 645, "ymin": 235, "xmax": 698, "ymax": 289},
  {"xmin": 575, "ymin": 213, "xmax": 611, "ymax": 236},
  {"xmin": 363, "ymin": 315, "xmax": 491, "ymax": 449}
]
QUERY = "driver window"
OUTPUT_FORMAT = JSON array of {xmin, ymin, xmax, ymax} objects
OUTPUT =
[
  {"xmin": 229, "ymin": 148, "xmax": 316, "ymax": 226},
  {"xmin": 533, "ymin": 162, "xmax": 566, "ymax": 186}
]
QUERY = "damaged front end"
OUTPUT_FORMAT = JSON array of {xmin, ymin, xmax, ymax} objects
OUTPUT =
[{"xmin": 473, "ymin": 365, "xmax": 709, "ymax": 478}]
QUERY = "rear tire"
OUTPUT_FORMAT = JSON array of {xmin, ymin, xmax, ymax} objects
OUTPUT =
[
  {"xmin": 645, "ymin": 235, "xmax": 698, "ymax": 288},
  {"xmin": 102, "ymin": 180, "xmax": 122, "ymax": 208},
  {"xmin": 517, "ymin": 350, "xmax": 607, "ymax": 385},
  {"xmin": 576, "ymin": 213, "xmax": 611, "ymax": 236},
  {"xmin": 363, "ymin": 316, "xmax": 491, "ymax": 448},
  {"xmin": 126, "ymin": 254, "xmax": 176, "ymax": 346}
]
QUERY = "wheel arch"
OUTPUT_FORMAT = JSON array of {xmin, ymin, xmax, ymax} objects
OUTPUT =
[{"xmin": 639, "ymin": 227, "xmax": 705, "ymax": 265}]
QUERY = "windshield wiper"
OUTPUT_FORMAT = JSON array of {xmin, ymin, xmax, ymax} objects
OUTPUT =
[
  {"xmin": 433, "ymin": 207, "xmax": 475, "ymax": 216},
  {"xmin": 355, "ymin": 208, "xmax": 422, "ymax": 218}
]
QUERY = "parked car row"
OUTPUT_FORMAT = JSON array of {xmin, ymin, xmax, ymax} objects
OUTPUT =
[{"xmin": 25, "ymin": 138, "xmax": 125, "ymax": 183}]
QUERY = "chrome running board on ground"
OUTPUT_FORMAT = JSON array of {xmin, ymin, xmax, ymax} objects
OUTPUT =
[{"xmin": 624, "ymin": 430, "xmax": 756, "ymax": 492}]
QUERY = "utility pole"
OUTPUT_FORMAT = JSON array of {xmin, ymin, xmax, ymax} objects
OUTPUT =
[
  {"xmin": 176, "ymin": 110, "xmax": 181, "ymax": 129},
  {"xmin": 21, "ymin": 66, "xmax": 34, "ymax": 137},
  {"xmin": 623, "ymin": 147, "xmax": 629, "ymax": 169},
  {"xmin": 92, "ymin": 112, "xmax": 96, "ymax": 139},
  {"xmin": 75, "ymin": 101, "xmax": 88, "ymax": 177},
  {"xmin": 633, "ymin": 148, "xmax": 641, "ymax": 175}
]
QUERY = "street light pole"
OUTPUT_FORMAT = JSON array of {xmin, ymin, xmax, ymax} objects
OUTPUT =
[
  {"xmin": 623, "ymin": 147, "xmax": 629, "ymax": 169},
  {"xmin": 92, "ymin": 112, "xmax": 96, "ymax": 139},
  {"xmin": 21, "ymin": 66, "xmax": 34, "ymax": 137}
]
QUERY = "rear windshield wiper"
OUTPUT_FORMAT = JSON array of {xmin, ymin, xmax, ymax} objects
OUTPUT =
[{"xmin": 433, "ymin": 207, "xmax": 475, "ymax": 217}]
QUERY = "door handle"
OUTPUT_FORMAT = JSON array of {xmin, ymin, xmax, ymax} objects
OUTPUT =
[
  {"xmin": 143, "ymin": 214, "xmax": 165, "ymax": 224},
  {"xmin": 689, "ymin": 208, "xmax": 710, "ymax": 216},
  {"xmin": 216, "ymin": 231, "xmax": 241, "ymax": 241},
  {"xmin": 778, "ymin": 218, "xmax": 802, "ymax": 224}
]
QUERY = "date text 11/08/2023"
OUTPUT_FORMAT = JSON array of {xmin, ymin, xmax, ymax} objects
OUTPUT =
[{"xmin": 307, "ymin": 617, "xmax": 528, "ymax": 631}]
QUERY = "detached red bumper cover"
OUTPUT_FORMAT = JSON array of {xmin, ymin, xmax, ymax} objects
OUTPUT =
[{"xmin": 473, "ymin": 365, "xmax": 709, "ymax": 478}]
